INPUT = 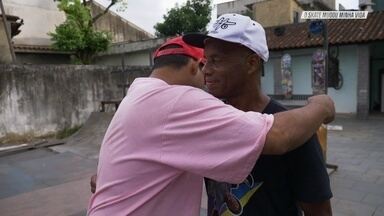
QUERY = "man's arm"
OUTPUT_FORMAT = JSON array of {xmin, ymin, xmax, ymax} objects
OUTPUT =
[
  {"xmin": 299, "ymin": 200, "xmax": 332, "ymax": 216},
  {"xmin": 263, "ymin": 95, "xmax": 335, "ymax": 155},
  {"xmin": 90, "ymin": 174, "xmax": 97, "ymax": 193}
]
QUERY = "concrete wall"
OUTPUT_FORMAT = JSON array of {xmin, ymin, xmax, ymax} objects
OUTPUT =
[
  {"xmin": 0, "ymin": 17, "xmax": 13, "ymax": 63},
  {"xmin": 95, "ymin": 37, "xmax": 167, "ymax": 66},
  {"xmin": 95, "ymin": 50, "xmax": 152, "ymax": 66},
  {"xmin": 298, "ymin": 0, "xmax": 335, "ymax": 10},
  {"xmin": 0, "ymin": 64, "xmax": 150, "ymax": 138},
  {"xmin": 265, "ymin": 45, "xmax": 359, "ymax": 114},
  {"xmin": 90, "ymin": 2, "xmax": 152, "ymax": 43},
  {"xmin": 217, "ymin": 0, "xmax": 261, "ymax": 16},
  {"xmin": 3, "ymin": 0, "xmax": 152, "ymax": 46},
  {"xmin": 290, "ymin": 0, "xmax": 304, "ymax": 23},
  {"xmin": 15, "ymin": 53, "xmax": 71, "ymax": 65},
  {"xmin": 3, "ymin": 0, "xmax": 65, "ymax": 46},
  {"xmin": 253, "ymin": 0, "xmax": 303, "ymax": 27},
  {"xmin": 321, "ymin": 0, "xmax": 336, "ymax": 9}
]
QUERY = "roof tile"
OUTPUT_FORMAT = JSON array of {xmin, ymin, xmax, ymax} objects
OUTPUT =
[{"xmin": 266, "ymin": 11, "xmax": 384, "ymax": 50}]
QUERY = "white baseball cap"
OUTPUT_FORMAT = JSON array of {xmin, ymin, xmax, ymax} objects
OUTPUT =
[{"xmin": 183, "ymin": 13, "xmax": 269, "ymax": 62}]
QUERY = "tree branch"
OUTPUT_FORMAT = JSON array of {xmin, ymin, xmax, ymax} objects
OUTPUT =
[{"xmin": 91, "ymin": 1, "xmax": 116, "ymax": 24}]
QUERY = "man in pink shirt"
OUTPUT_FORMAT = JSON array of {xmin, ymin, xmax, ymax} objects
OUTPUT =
[{"xmin": 87, "ymin": 36, "xmax": 334, "ymax": 216}]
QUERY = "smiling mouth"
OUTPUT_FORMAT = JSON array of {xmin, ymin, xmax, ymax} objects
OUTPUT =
[
  {"xmin": 205, "ymin": 80, "xmax": 219, "ymax": 85},
  {"xmin": 205, "ymin": 81, "xmax": 219, "ymax": 90}
]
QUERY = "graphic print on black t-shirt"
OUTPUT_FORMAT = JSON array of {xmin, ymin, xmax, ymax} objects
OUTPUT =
[
  {"xmin": 206, "ymin": 99, "xmax": 332, "ymax": 216},
  {"xmin": 206, "ymin": 174, "xmax": 263, "ymax": 216}
]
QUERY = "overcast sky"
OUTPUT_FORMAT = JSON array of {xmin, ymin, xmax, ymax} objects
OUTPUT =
[{"xmin": 96, "ymin": 0, "xmax": 359, "ymax": 35}]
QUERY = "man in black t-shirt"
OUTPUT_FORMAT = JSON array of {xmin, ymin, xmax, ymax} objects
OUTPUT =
[
  {"xmin": 183, "ymin": 13, "xmax": 332, "ymax": 216},
  {"xmin": 204, "ymin": 99, "xmax": 332, "ymax": 216},
  {"xmin": 245, "ymin": 99, "xmax": 331, "ymax": 216}
]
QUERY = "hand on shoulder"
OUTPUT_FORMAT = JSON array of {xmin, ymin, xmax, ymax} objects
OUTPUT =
[{"xmin": 307, "ymin": 95, "xmax": 335, "ymax": 124}]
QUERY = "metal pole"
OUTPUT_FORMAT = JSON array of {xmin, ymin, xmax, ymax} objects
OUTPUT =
[
  {"xmin": 322, "ymin": 20, "xmax": 338, "ymax": 172},
  {"xmin": 323, "ymin": 21, "xmax": 328, "ymax": 95},
  {"xmin": 0, "ymin": 0, "xmax": 16, "ymax": 62}
]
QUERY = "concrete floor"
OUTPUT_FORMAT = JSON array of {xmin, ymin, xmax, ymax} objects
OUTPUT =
[
  {"xmin": 0, "ymin": 115, "xmax": 383, "ymax": 216},
  {"xmin": 327, "ymin": 116, "xmax": 384, "ymax": 216}
]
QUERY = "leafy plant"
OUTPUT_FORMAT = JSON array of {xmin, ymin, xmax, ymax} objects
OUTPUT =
[
  {"xmin": 50, "ymin": 0, "xmax": 127, "ymax": 64},
  {"xmin": 154, "ymin": 0, "xmax": 212, "ymax": 37}
]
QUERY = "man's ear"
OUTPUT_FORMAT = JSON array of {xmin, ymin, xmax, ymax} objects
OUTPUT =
[
  {"xmin": 189, "ymin": 60, "xmax": 199, "ymax": 76},
  {"xmin": 246, "ymin": 54, "xmax": 261, "ymax": 75}
]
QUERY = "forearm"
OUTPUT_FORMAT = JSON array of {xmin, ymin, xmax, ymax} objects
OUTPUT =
[
  {"xmin": 263, "ymin": 102, "xmax": 328, "ymax": 155},
  {"xmin": 299, "ymin": 200, "xmax": 332, "ymax": 216}
]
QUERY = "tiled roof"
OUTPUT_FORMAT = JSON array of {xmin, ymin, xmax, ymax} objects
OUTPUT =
[{"xmin": 265, "ymin": 11, "xmax": 384, "ymax": 50}]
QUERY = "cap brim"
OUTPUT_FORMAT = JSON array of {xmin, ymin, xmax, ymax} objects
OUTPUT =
[{"xmin": 182, "ymin": 33, "xmax": 209, "ymax": 48}]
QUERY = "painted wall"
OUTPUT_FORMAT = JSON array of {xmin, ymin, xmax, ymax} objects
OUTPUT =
[
  {"xmin": 3, "ymin": 0, "xmax": 65, "ymax": 45},
  {"xmin": 291, "ymin": 55, "xmax": 313, "ymax": 94},
  {"xmin": 261, "ymin": 61, "xmax": 274, "ymax": 94},
  {"xmin": 0, "ymin": 64, "xmax": 150, "ymax": 139},
  {"xmin": 265, "ymin": 45, "xmax": 359, "ymax": 113},
  {"xmin": 373, "ymin": 0, "xmax": 384, "ymax": 11},
  {"xmin": 328, "ymin": 45, "xmax": 358, "ymax": 113}
]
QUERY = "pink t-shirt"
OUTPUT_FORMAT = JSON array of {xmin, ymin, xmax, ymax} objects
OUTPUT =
[{"xmin": 87, "ymin": 78, "xmax": 274, "ymax": 216}]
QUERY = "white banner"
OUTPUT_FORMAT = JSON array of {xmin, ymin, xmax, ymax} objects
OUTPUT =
[{"xmin": 301, "ymin": 11, "xmax": 368, "ymax": 20}]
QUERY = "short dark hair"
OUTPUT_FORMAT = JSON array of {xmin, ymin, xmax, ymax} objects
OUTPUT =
[{"xmin": 152, "ymin": 44, "xmax": 192, "ymax": 70}]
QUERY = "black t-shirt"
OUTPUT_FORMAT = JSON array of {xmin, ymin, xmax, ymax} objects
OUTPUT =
[{"xmin": 206, "ymin": 99, "xmax": 332, "ymax": 216}]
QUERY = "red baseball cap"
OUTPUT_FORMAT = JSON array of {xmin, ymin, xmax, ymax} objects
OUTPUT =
[{"xmin": 153, "ymin": 36, "xmax": 204, "ymax": 61}]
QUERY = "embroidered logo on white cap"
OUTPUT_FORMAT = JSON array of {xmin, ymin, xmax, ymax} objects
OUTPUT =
[
  {"xmin": 207, "ymin": 13, "xmax": 269, "ymax": 62},
  {"xmin": 183, "ymin": 13, "xmax": 269, "ymax": 62},
  {"xmin": 211, "ymin": 17, "xmax": 237, "ymax": 33}
]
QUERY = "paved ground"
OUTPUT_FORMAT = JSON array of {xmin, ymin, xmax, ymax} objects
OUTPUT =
[
  {"xmin": 0, "ymin": 112, "xmax": 111, "ymax": 216},
  {"xmin": 0, "ymin": 114, "xmax": 383, "ymax": 216},
  {"xmin": 327, "ymin": 115, "xmax": 384, "ymax": 216},
  {"xmin": 0, "ymin": 149, "xmax": 95, "ymax": 216}
]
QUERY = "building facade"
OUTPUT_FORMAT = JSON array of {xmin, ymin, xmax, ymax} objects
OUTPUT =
[
  {"xmin": 94, "ymin": 37, "xmax": 168, "ymax": 66},
  {"xmin": 90, "ymin": 1, "xmax": 153, "ymax": 43},
  {"xmin": 217, "ymin": 0, "xmax": 335, "ymax": 27},
  {"xmin": 217, "ymin": 0, "xmax": 261, "ymax": 17},
  {"xmin": 252, "ymin": 0, "xmax": 303, "ymax": 27},
  {"xmin": 2, "ymin": 0, "xmax": 65, "ymax": 47},
  {"xmin": 261, "ymin": 11, "xmax": 384, "ymax": 117},
  {"xmin": 0, "ymin": 15, "xmax": 13, "ymax": 63},
  {"xmin": 1, "ymin": 0, "xmax": 153, "ymax": 64}
]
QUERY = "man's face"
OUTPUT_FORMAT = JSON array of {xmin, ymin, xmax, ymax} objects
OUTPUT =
[{"xmin": 203, "ymin": 38, "xmax": 251, "ymax": 98}]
